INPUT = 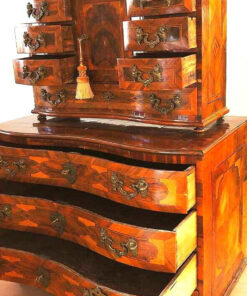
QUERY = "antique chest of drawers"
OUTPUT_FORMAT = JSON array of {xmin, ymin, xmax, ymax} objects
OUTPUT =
[{"xmin": 12, "ymin": 0, "xmax": 228, "ymax": 131}]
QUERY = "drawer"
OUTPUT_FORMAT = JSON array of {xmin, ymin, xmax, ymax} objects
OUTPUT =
[
  {"xmin": 32, "ymin": 85, "xmax": 198, "ymax": 124},
  {"xmin": 118, "ymin": 55, "xmax": 196, "ymax": 90},
  {"xmin": 0, "ymin": 180, "xmax": 197, "ymax": 272},
  {"xmin": 126, "ymin": 0, "xmax": 196, "ymax": 17},
  {"xmin": 0, "ymin": 230, "xmax": 197, "ymax": 296},
  {"xmin": 15, "ymin": 25, "xmax": 75, "ymax": 54},
  {"xmin": 13, "ymin": 56, "xmax": 76, "ymax": 86},
  {"xmin": 123, "ymin": 17, "xmax": 196, "ymax": 52},
  {"xmin": 20, "ymin": 0, "xmax": 72, "ymax": 23},
  {"xmin": 0, "ymin": 145, "xmax": 196, "ymax": 213}
]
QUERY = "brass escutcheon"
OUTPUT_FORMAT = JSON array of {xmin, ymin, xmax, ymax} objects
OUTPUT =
[
  {"xmin": 136, "ymin": 26, "xmax": 168, "ymax": 49},
  {"xmin": 137, "ymin": 0, "xmax": 173, "ymax": 9},
  {"xmin": 41, "ymin": 89, "xmax": 67, "ymax": 106},
  {"xmin": 61, "ymin": 162, "xmax": 77, "ymax": 184},
  {"xmin": 22, "ymin": 65, "xmax": 47, "ymax": 84},
  {"xmin": 82, "ymin": 287, "xmax": 107, "ymax": 296},
  {"xmin": 50, "ymin": 212, "xmax": 66, "ymax": 235},
  {"xmin": 103, "ymin": 91, "xmax": 115, "ymax": 101},
  {"xmin": 23, "ymin": 32, "xmax": 46, "ymax": 51},
  {"xmin": 0, "ymin": 156, "xmax": 26, "ymax": 177},
  {"xmin": 27, "ymin": 1, "xmax": 49, "ymax": 21},
  {"xmin": 35, "ymin": 267, "xmax": 50, "ymax": 288},
  {"xmin": 150, "ymin": 93, "xmax": 182, "ymax": 115},
  {"xmin": 131, "ymin": 64, "xmax": 163, "ymax": 87},
  {"xmin": 0, "ymin": 205, "xmax": 12, "ymax": 223}
]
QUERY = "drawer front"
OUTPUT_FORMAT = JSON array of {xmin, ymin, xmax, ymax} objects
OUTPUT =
[
  {"xmin": 15, "ymin": 25, "xmax": 75, "ymax": 54},
  {"xmin": 0, "ymin": 146, "xmax": 195, "ymax": 213},
  {"xmin": 117, "ymin": 55, "xmax": 196, "ymax": 90},
  {"xmin": 126, "ymin": 0, "xmax": 196, "ymax": 17},
  {"xmin": 124, "ymin": 17, "xmax": 197, "ymax": 52},
  {"xmin": 33, "ymin": 85, "xmax": 198, "ymax": 124},
  {"xmin": 22, "ymin": 0, "xmax": 72, "ymax": 23},
  {"xmin": 13, "ymin": 57, "xmax": 76, "ymax": 86},
  {"xmin": 0, "ymin": 194, "xmax": 197, "ymax": 272}
]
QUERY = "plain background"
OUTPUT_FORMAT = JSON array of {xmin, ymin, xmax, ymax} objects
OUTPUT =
[{"xmin": 0, "ymin": 1, "xmax": 246, "ymax": 122}]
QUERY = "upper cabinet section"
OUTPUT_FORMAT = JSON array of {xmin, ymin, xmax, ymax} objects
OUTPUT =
[{"xmin": 126, "ymin": 0, "xmax": 196, "ymax": 17}]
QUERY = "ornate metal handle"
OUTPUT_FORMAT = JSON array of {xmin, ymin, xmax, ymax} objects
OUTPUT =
[
  {"xmin": 35, "ymin": 267, "xmax": 50, "ymax": 288},
  {"xmin": 0, "ymin": 156, "xmax": 26, "ymax": 177},
  {"xmin": 100, "ymin": 228, "xmax": 138, "ymax": 258},
  {"xmin": 50, "ymin": 212, "xmax": 66, "ymax": 235},
  {"xmin": 61, "ymin": 162, "xmax": 77, "ymax": 184},
  {"xmin": 137, "ymin": 0, "xmax": 173, "ymax": 9},
  {"xmin": 111, "ymin": 172, "xmax": 148, "ymax": 200},
  {"xmin": 82, "ymin": 287, "xmax": 107, "ymax": 296},
  {"xmin": 27, "ymin": 1, "xmax": 49, "ymax": 21},
  {"xmin": 23, "ymin": 32, "xmax": 46, "ymax": 51},
  {"xmin": 41, "ymin": 89, "xmax": 67, "ymax": 106},
  {"xmin": 150, "ymin": 93, "xmax": 182, "ymax": 115},
  {"xmin": 131, "ymin": 64, "xmax": 163, "ymax": 87},
  {"xmin": 22, "ymin": 66, "xmax": 47, "ymax": 84},
  {"xmin": 0, "ymin": 205, "xmax": 12, "ymax": 223},
  {"xmin": 136, "ymin": 26, "xmax": 168, "ymax": 49}
]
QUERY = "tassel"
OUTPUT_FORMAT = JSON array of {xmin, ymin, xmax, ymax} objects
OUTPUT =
[{"xmin": 76, "ymin": 37, "xmax": 94, "ymax": 100}]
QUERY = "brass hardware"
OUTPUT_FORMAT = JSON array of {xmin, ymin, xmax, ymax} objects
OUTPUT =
[
  {"xmin": 111, "ymin": 172, "xmax": 148, "ymax": 200},
  {"xmin": 41, "ymin": 89, "xmax": 67, "ymax": 106},
  {"xmin": 50, "ymin": 212, "xmax": 66, "ymax": 235},
  {"xmin": 27, "ymin": 1, "xmax": 49, "ymax": 21},
  {"xmin": 131, "ymin": 64, "xmax": 163, "ymax": 87},
  {"xmin": 150, "ymin": 93, "xmax": 182, "ymax": 115},
  {"xmin": 100, "ymin": 228, "xmax": 138, "ymax": 258},
  {"xmin": 103, "ymin": 91, "xmax": 114, "ymax": 101},
  {"xmin": 61, "ymin": 162, "xmax": 77, "ymax": 184},
  {"xmin": 0, "ymin": 205, "xmax": 12, "ymax": 223},
  {"xmin": 137, "ymin": 0, "xmax": 173, "ymax": 9},
  {"xmin": 22, "ymin": 66, "xmax": 47, "ymax": 84},
  {"xmin": 80, "ymin": 34, "xmax": 89, "ymax": 42},
  {"xmin": 82, "ymin": 287, "xmax": 107, "ymax": 296},
  {"xmin": 23, "ymin": 32, "xmax": 46, "ymax": 51},
  {"xmin": 35, "ymin": 267, "xmax": 50, "ymax": 288},
  {"xmin": 0, "ymin": 156, "xmax": 26, "ymax": 177},
  {"xmin": 136, "ymin": 26, "xmax": 168, "ymax": 49}
]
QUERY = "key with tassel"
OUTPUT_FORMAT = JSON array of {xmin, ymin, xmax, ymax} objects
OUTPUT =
[{"xmin": 76, "ymin": 37, "xmax": 94, "ymax": 100}]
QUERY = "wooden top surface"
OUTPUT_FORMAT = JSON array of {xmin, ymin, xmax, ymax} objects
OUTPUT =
[{"xmin": 0, "ymin": 116, "xmax": 245, "ymax": 158}]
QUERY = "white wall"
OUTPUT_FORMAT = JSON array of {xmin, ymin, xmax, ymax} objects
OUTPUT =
[{"xmin": 0, "ymin": 1, "xmax": 246, "ymax": 122}]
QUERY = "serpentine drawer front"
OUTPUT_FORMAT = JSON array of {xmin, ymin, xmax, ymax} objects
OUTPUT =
[
  {"xmin": 0, "ymin": 145, "xmax": 195, "ymax": 213},
  {"xmin": 0, "ymin": 230, "xmax": 197, "ymax": 296}
]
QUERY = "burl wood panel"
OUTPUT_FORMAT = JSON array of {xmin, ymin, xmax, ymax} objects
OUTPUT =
[
  {"xmin": 0, "ymin": 192, "xmax": 196, "ymax": 272},
  {"xmin": 13, "ymin": 56, "xmax": 76, "ymax": 86},
  {"xmin": 32, "ymin": 85, "xmax": 198, "ymax": 125},
  {"xmin": 117, "ymin": 55, "xmax": 196, "ymax": 90},
  {"xmin": 0, "ymin": 145, "xmax": 195, "ymax": 213},
  {"xmin": 124, "ymin": 17, "xmax": 197, "ymax": 52},
  {"xmin": 15, "ymin": 25, "xmax": 75, "ymax": 54},
  {"xmin": 126, "ymin": 0, "xmax": 196, "ymax": 17}
]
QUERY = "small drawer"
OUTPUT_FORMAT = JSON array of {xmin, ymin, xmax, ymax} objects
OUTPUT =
[
  {"xmin": 0, "ymin": 230, "xmax": 197, "ymax": 296},
  {"xmin": 15, "ymin": 25, "xmax": 75, "ymax": 54},
  {"xmin": 0, "ymin": 145, "xmax": 195, "ymax": 213},
  {"xmin": 118, "ymin": 55, "xmax": 196, "ymax": 90},
  {"xmin": 123, "ymin": 17, "xmax": 197, "ymax": 52},
  {"xmin": 0, "ymin": 181, "xmax": 197, "ymax": 272},
  {"xmin": 13, "ymin": 56, "xmax": 76, "ymax": 86},
  {"xmin": 127, "ymin": 0, "xmax": 196, "ymax": 17}
]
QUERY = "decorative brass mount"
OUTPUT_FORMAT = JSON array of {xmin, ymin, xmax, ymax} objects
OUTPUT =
[
  {"xmin": 50, "ymin": 212, "xmax": 66, "ymax": 235},
  {"xmin": 0, "ymin": 205, "xmax": 12, "ymax": 223},
  {"xmin": 41, "ymin": 89, "xmax": 67, "ymax": 106},
  {"xmin": 61, "ymin": 162, "xmax": 77, "ymax": 184},
  {"xmin": 27, "ymin": 1, "xmax": 49, "ymax": 21},
  {"xmin": 150, "ymin": 93, "xmax": 183, "ymax": 115},
  {"xmin": 137, "ymin": 0, "xmax": 173, "ymax": 9},
  {"xmin": 136, "ymin": 26, "xmax": 168, "ymax": 49},
  {"xmin": 22, "ymin": 66, "xmax": 47, "ymax": 84},
  {"xmin": 82, "ymin": 287, "xmax": 107, "ymax": 296},
  {"xmin": 23, "ymin": 32, "xmax": 46, "ymax": 51},
  {"xmin": 103, "ymin": 91, "xmax": 115, "ymax": 101},
  {"xmin": 131, "ymin": 64, "xmax": 163, "ymax": 87},
  {"xmin": 35, "ymin": 267, "xmax": 51, "ymax": 288},
  {"xmin": 0, "ymin": 156, "xmax": 26, "ymax": 177}
]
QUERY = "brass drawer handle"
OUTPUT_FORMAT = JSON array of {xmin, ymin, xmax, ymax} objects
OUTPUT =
[
  {"xmin": 137, "ymin": 0, "xmax": 173, "ymax": 9},
  {"xmin": 27, "ymin": 1, "xmax": 49, "ymax": 21},
  {"xmin": 22, "ymin": 66, "xmax": 47, "ymax": 84},
  {"xmin": 41, "ymin": 89, "xmax": 67, "ymax": 106},
  {"xmin": 103, "ymin": 91, "xmax": 115, "ymax": 101},
  {"xmin": 61, "ymin": 162, "xmax": 77, "ymax": 184},
  {"xmin": 50, "ymin": 212, "xmax": 66, "ymax": 235},
  {"xmin": 111, "ymin": 172, "xmax": 148, "ymax": 200},
  {"xmin": 131, "ymin": 64, "xmax": 163, "ymax": 87},
  {"xmin": 82, "ymin": 287, "xmax": 107, "ymax": 296},
  {"xmin": 0, "ymin": 205, "xmax": 12, "ymax": 223},
  {"xmin": 100, "ymin": 228, "xmax": 138, "ymax": 258},
  {"xmin": 136, "ymin": 26, "xmax": 168, "ymax": 49},
  {"xmin": 150, "ymin": 93, "xmax": 182, "ymax": 115},
  {"xmin": 0, "ymin": 156, "xmax": 26, "ymax": 177},
  {"xmin": 35, "ymin": 267, "xmax": 50, "ymax": 288},
  {"xmin": 23, "ymin": 32, "xmax": 46, "ymax": 51}
]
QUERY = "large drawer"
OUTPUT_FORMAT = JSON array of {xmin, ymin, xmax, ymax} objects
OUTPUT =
[
  {"xmin": 13, "ymin": 56, "xmax": 76, "ymax": 86},
  {"xmin": 0, "ymin": 230, "xmax": 197, "ymax": 296},
  {"xmin": 123, "ymin": 17, "xmax": 197, "ymax": 52},
  {"xmin": 0, "ymin": 180, "xmax": 197, "ymax": 273},
  {"xmin": 15, "ymin": 25, "xmax": 75, "ymax": 54},
  {"xmin": 0, "ymin": 145, "xmax": 195, "ymax": 213},
  {"xmin": 118, "ymin": 55, "xmax": 196, "ymax": 90}
]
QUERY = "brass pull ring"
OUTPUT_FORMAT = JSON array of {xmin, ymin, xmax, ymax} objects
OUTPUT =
[
  {"xmin": 22, "ymin": 66, "xmax": 47, "ymax": 84},
  {"xmin": 27, "ymin": 1, "xmax": 49, "ymax": 21},
  {"xmin": 150, "ymin": 93, "xmax": 182, "ymax": 115},
  {"xmin": 138, "ymin": 0, "xmax": 173, "ymax": 8},
  {"xmin": 0, "ymin": 205, "xmax": 12, "ymax": 223},
  {"xmin": 131, "ymin": 64, "xmax": 163, "ymax": 87},
  {"xmin": 0, "ymin": 156, "xmax": 26, "ymax": 177},
  {"xmin": 136, "ymin": 26, "xmax": 168, "ymax": 49},
  {"xmin": 41, "ymin": 89, "xmax": 67, "ymax": 106},
  {"xmin": 23, "ymin": 32, "xmax": 46, "ymax": 51},
  {"xmin": 82, "ymin": 287, "xmax": 107, "ymax": 296},
  {"xmin": 61, "ymin": 162, "xmax": 77, "ymax": 184},
  {"xmin": 35, "ymin": 267, "xmax": 50, "ymax": 288},
  {"xmin": 100, "ymin": 228, "xmax": 138, "ymax": 258},
  {"xmin": 50, "ymin": 212, "xmax": 66, "ymax": 235},
  {"xmin": 111, "ymin": 172, "xmax": 148, "ymax": 200}
]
